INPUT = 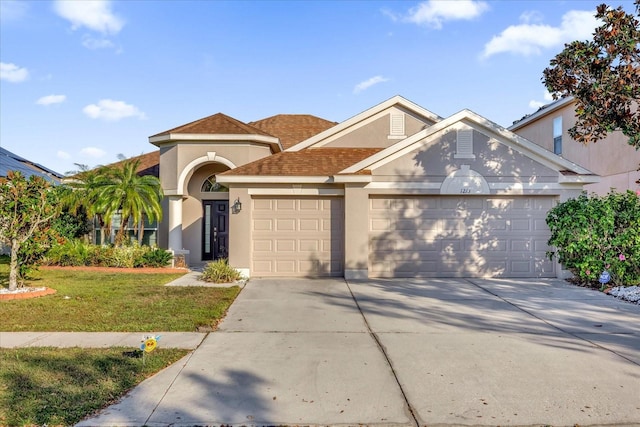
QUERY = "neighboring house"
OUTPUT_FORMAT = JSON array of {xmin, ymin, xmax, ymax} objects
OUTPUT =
[
  {"xmin": 509, "ymin": 96, "xmax": 640, "ymax": 194},
  {"xmin": 0, "ymin": 147, "xmax": 63, "ymax": 254},
  {"xmin": 149, "ymin": 96, "xmax": 597, "ymax": 279},
  {"xmin": 0, "ymin": 147, "xmax": 63, "ymax": 183}
]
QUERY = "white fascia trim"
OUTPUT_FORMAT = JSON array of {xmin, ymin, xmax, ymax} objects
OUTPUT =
[
  {"xmin": 509, "ymin": 96, "xmax": 575, "ymax": 131},
  {"xmin": 216, "ymin": 175, "xmax": 333, "ymax": 184},
  {"xmin": 287, "ymin": 95, "xmax": 442, "ymax": 152},
  {"xmin": 332, "ymin": 175, "xmax": 372, "ymax": 183},
  {"xmin": 149, "ymin": 133, "xmax": 282, "ymax": 149},
  {"xmin": 558, "ymin": 174, "xmax": 600, "ymax": 184},
  {"xmin": 366, "ymin": 182, "xmax": 442, "ymax": 190},
  {"xmin": 248, "ymin": 188, "xmax": 345, "ymax": 196}
]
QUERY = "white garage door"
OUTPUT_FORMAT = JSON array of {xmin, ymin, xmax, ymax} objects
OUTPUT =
[
  {"xmin": 369, "ymin": 196, "xmax": 555, "ymax": 278},
  {"xmin": 252, "ymin": 197, "xmax": 344, "ymax": 277}
]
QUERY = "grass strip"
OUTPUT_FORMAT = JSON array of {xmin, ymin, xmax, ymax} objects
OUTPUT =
[{"xmin": 0, "ymin": 347, "xmax": 189, "ymax": 426}]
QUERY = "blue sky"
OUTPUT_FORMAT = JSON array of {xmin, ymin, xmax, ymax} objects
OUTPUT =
[{"xmin": 1, "ymin": 0, "xmax": 634, "ymax": 175}]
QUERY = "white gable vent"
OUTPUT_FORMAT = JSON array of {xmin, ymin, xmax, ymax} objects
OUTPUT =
[
  {"xmin": 388, "ymin": 113, "xmax": 406, "ymax": 139},
  {"xmin": 454, "ymin": 129, "xmax": 476, "ymax": 159}
]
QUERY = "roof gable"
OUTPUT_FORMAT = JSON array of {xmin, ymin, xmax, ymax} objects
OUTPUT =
[
  {"xmin": 249, "ymin": 114, "xmax": 337, "ymax": 150},
  {"xmin": 287, "ymin": 95, "xmax": 442, "ymax": 152},
  {"xmin": 152, "ymin": 112, "xmax": 273, "ymax": 138},
  {"xmin": 341, "ymin": 109, "xmax": 595, "ymax": 179}
]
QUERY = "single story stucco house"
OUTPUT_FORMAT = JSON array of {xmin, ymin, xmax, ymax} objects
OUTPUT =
[{"xmin": 149, "ymin": 95, "xmax": 598, "ymax": 279}]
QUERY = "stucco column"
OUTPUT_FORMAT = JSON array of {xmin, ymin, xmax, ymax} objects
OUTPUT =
[
  {"xmin": 344, "ymin": 184, "xmax": 369, "ymax": 279},
  {"xmin": 167, "ymin": 195, "xmax": 183, "ymax": 252},
  {"xmin": 228, "ymin": 187, "xmax": 251, "ymax": 278}
]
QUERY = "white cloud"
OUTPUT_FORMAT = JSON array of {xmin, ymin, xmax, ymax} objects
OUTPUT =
[
  {"xmin": 529, "ymin": 91, "xmax": 554, "ymax": 109},
  {"xmin": 53, "ymin": 0, "xmax": 124, "ymax": 34},
  {"xmin": 482, "ymin": 9, "xmax": 599, "ymax": 58},
  {"xmin": 36, "ymin": 94, "xmax": 67, "ymax": 106},
  {"xmin": 0, "ymin": 0, "xmax": 29, "ymax": 22},
  {"xmin": 353, "ymin": 76, "xmax": 390, "ymax": 94},
  {"xmin": 83, "ymin": 99, "xmax": 146, "ymax": 121},
  {"xmin": 404, "ymin": 0, "xmax": 489, "ymax": 29},
  {"xmin": 0, "ymin": 62, "xmax": 29, "ymax": 83},
  {"xmin": 82, "ymin": 35, "xmax": 115, "ymax": 50},
  {"xmin": 57, "ymin": 150, "xmax": 71, "ymax": 160},
  {"xmin": 80, "ymin": 147, "xmax": 107, "ymax": 158}
]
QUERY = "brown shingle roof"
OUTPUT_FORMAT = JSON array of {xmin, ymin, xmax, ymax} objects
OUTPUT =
[
  {"xmin": 249, "ymin": 114, "xmax": 337, "ymax": 149},
  {"xmin": 220, "ymin": 148, "xmax": 382, "ymax": 176},
  {"xmin": 152, "ymin": 113, "xmax": 273, "ymax": 138},
  {"xmin": 108, "ymin": 151, "xmax": 160, "ymax": 177}
]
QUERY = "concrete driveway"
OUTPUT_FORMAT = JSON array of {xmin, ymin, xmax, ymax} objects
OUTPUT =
[{"xmin": 79, "ymin": 277, "xmax": 640, "ymax": 427}]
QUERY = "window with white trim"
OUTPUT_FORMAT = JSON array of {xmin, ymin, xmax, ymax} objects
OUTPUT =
[
  {"xmin": 553, "ymin": 116, "xmax": 562, "ymax": 155},
  {"xmin": 201, "ymin": 175, "xmax": 229, "ymax": 192}
]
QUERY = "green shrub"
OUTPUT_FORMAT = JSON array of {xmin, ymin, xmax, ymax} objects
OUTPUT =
[
  {"xmin": 546, "ymin": 190, "xmax": 640, "ymax": 287},
  {"xmin": 44, "ymin": 240, "xmax": 173, "ymax": 269},
  {"xmin": 140, "ymin": 248, "xmax": 173, "ymax": 267},
  {"xmin": 201, "ymin": 259, "xmax": 243, "ymax": 283}
]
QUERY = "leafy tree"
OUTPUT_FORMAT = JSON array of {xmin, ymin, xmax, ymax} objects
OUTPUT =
[
  {"xmin": 543, "ymin": 0, "xmax": 640, "ymax": 147},
  {"xmin": 93, "ymin": 159, "xmax": 163, "ymax": 246},
  {"xmin": 0, "ymin": 172, "xmax": 61, "ymax": 290}
]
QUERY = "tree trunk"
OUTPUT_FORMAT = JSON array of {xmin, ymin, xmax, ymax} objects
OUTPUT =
[
  {"xmin": 137, "ymin": 217, "xmax": 144, "ymax": 245},
  {"xmin": 9, "ymin": 239, "xmax": 20, "ymax": 291},
  {"xmin": 116, "ymin": 216, "xmax": 128, "ymax": 246}
]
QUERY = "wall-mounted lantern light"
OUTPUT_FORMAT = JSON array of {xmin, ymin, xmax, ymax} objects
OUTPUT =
[{"xmin": 232, "ymin": 198, "xmax": 242, "ymax": 214}]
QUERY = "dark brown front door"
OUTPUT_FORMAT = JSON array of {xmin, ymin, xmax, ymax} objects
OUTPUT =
[{"xmin": 202, "ymin": 200, "xmax": 229, "ymax": 261}]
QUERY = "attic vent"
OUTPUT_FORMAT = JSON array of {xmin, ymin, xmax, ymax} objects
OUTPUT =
[
  {"xmin": 388, "ymin": 113, "xmax": 406, "ymax": 139},
  {"xmin": 454, "ymin": 129, "xmax": 476, "ymax": 159}
]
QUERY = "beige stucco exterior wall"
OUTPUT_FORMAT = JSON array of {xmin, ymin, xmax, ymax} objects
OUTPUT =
[
  {"xmin": 344, "ymin": 184, "xmax": 369, "ymax": 279},
  {"xmin": 512, "ymin": 102, "xmax": 639, "ymax": 193},
  {"xmin": 374, "ymin": 128, "xmax": 558, "ymax": 185},
  {"xmin": 323, "ymin": 110, "xmax": 433, "ymax": 149},
  {"xmin": 228, "ymin": 185, "xmax": 251, "ymax": 276},
  {"xmin": 158, "ymin": 141, "xmax": 273, "ymax": 195},
  {"xmin": 156, "ymin": 139, "xmax": 275, "ymax": 263}
]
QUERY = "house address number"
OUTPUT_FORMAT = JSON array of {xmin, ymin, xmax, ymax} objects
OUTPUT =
[{"xmin": 460, "ymin": 188, "xmax": 472, "ymax": 194}]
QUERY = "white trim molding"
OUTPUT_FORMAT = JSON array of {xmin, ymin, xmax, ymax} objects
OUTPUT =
[{"xmin": 175, "ymin": 152, "xmax": 237, "ymax": 196}]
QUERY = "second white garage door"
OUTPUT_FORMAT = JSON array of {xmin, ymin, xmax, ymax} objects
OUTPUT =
[
  {"xmin": 369, "ymin": 196, "xmax": 555, "ymax": 278},
  {"xmin": 252, "ymin": 197, "xmax": 344, "ymax": 277}
]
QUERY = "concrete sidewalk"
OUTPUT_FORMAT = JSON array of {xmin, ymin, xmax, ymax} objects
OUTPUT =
[
  {"xmin": 75, "ymin": 277, "xmax": 640, "ymax": 427},
  {"xmin": 0, "ymin": 331, "xmax": 207, "ymax": 349}
]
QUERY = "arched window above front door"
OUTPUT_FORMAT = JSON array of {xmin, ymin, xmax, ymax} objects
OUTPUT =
[{"xmin": 201, "ymin": 175, "xmax": 229, "ymax": 192}]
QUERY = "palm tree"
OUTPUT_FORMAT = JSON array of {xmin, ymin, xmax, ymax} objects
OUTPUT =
[
  {"xmin": 62, "ymin": 164, "xmax": 111, "ymax": 244},
  {"xmin": 94, "ymin": 159, "xmax": 163, "ymax": 246}
]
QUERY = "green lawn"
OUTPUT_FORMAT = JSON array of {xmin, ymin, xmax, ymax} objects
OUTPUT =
[
  {"xmin": 0, "ymin": 347, "xmax": 189, "ymax": 426},
  {"xmin": 0, "ymin": 256, "xmax": 242, "ymax": 425},
  {"xmin": 0, "ymin": 262, "xmax": 241, "ymax": 332}
]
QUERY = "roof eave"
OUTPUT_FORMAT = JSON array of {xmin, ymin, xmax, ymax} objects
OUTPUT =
[
  {"xmin": 509, "ymin": 96, "xmax": 575, "ymax": 130},
  {"xmin": 216, "ymin": 175, "xmax": 334, "ymax": 184},
  {"xmin": 149, "ymin": 133, "xmax": 282, "ymax": 151}
]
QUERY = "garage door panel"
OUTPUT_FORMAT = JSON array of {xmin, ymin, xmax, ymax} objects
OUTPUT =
[
  {"xmin": 252, "ymin": 197, "xmax": 344, "ymax": 277},
  {"xmin": 369, "ymin": 196, "xmax": 555, "ymax": 278}
]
